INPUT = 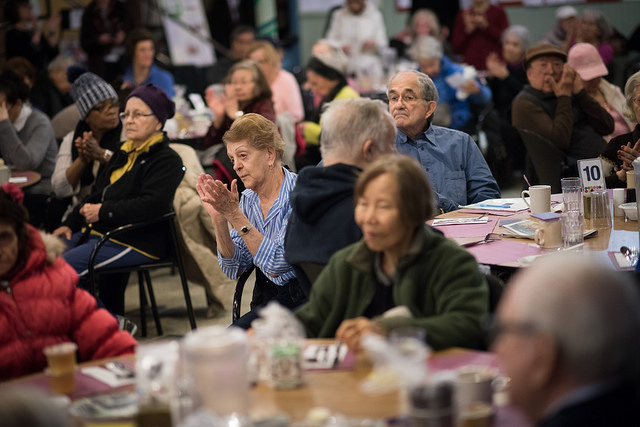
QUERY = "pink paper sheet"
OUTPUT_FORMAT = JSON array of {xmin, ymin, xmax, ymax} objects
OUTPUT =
[
  {"xmin": 458, "ymin": 209, "xmax": 519, "ymax": 216},
  {"xmin": 466, "ymin": 239, "xmax": 542, "ymax": 265},
  {"xmin": 431, "ymin": 217, "xmax": 499, "ymax": 238}
]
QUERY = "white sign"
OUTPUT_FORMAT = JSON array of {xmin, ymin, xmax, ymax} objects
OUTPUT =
[
  {"xmin": 577, "ymin": 158, "xmax": 606, "ymax": 193},
  {"xmin": 161, "ymin": 0, "xmax": 215, "ymax": 67}
]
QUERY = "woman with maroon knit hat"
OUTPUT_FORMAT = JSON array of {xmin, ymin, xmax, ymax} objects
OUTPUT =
[{"xmin": 53, "ymin": 84, "xmax": 184, "ymax": 316}]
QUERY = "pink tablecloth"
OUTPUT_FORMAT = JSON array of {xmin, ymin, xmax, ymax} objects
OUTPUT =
[{"xmin": 466, "ymin": 239, "xmax": 542, "ymax": 265}]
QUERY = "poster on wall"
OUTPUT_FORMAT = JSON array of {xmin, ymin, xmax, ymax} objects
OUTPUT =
[{"xmin": 161, "ymin": 0, "xmax": 216, "ymax": 67}]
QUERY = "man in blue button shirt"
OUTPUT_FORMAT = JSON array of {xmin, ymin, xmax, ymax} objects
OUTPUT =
[{"xmin": 387, "ymin": 70, "xmax": 500, "ymax": 212}]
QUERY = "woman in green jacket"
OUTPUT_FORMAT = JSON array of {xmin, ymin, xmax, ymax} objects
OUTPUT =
[{"xmin": 295, "ymin": 155, "xmax": 489, "ymax": 352}]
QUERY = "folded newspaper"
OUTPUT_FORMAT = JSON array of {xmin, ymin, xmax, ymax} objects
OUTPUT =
[{"xmin": 501, "ymin": 219, "xmax": 597, "ymax": 239}]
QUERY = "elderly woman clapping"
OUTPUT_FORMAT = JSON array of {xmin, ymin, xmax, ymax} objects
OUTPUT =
[
  {"xmin": 601, "ymin": 71, "xmax": 640, "ymax": 187},
  {"xmin": 54, "ymin": 84, "xmax": 184, "ymax": 315},
  {"xmin": 295, "ymin": 155, "xmax": 489, "ymax": 354},
  {"xmin": 197, "ymin": 113, "xmax": 304, "ymax": 328}
]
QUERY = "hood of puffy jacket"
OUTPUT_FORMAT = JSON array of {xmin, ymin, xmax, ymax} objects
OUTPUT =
[{"xmin": 9, "ymin": 225, "xmax": 66, "ymax": 283}]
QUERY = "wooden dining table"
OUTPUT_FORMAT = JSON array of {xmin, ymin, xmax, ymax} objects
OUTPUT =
[
  {"xmin": 2, "ymin": 341, "xmax": 531, "ymax": 427},
  {"xmin": 433, "ymin": 205, "xmax": 640, "ymax": 270}
]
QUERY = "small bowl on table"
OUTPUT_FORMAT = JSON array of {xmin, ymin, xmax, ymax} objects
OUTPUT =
[{"xmin": 619, "ymin": 202, "xmax": 638, "ymax": 221}]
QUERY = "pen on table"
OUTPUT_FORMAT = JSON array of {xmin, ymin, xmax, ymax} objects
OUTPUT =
[
  {"xmin": 475, "ymin": 203, "xmax": 512, "ymax": 209},
  {"xmin": 332, "ymin": 342, "xmax": 342, "ymax": 369}
]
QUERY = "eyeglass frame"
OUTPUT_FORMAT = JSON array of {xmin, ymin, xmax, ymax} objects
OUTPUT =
[
  {"xmin": 387, "ymin": 92, "xmax": 428, "ymax": 105},
  {"xmin": 119, "ymin": 111, "xmax": 155, "ymax": 121},
  {"xmin": 483, "ymin": 315, "xmax": 541, "ymax": 344}
]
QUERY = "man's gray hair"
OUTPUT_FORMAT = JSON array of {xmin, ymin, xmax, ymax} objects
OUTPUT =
[
  {"xmin": 320, "ymin": 98, "xmax": 395, "ymax": 160},
  {"xmin": 387, "ymin": 70, "xmax": 439, "ymax": 104},
  {"xmin": 408, "ymin": 35, "xmax": 443, "ymax": 61},
  {"xmin": 624, "ymin": 70, "xmax": 640, "ymax": 121},
  {"xmin": 513, "ymin": 253, "xmax": 640, "ymax": 384}
]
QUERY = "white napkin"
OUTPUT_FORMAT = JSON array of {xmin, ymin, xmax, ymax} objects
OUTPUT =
[{"xmin": 81, "ymin": 367, "xmax": 135, "ymax": 388}]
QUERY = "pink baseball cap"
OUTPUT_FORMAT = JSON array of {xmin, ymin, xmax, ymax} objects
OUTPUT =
[{"xmin": 567, "ymin": 43, "xmax": 608, "ymax": 81}]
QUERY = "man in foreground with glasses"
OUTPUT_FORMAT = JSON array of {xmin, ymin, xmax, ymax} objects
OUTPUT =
[
  {"xmin": 493, "ymin": 253, "xmax": 640, "ymax": 427},
  {"xmin": 387, "ymin": 70, "xmax": 500, "ymax": 213},
  {"xmin": 512, "ymin": 44, "xmax": 612, "ymax": 171}
]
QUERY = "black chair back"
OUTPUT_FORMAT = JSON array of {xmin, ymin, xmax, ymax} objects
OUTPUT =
[{"xmin": 519, "ymin": 129, "xmax": 567, "ymax": 193}]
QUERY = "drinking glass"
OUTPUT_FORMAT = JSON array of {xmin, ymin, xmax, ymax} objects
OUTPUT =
[
  {"xmin": 561, "ymin": 177, "xmax": 582, "ymax": 214},
  {"xmin": 561, "ymin": 211, "xmax": 584, "ymax": 250},
  {"xmin": 590, "ymin": 190, "xmax": 612, "ymax": 230},
  {"xmin": 182, "ymin": 326, "xmax": 250, "ymax": 419}
]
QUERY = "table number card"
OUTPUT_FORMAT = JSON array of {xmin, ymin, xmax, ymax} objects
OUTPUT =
[{"xmin": 577, "ymin": 159, "xmax": 606, "ymax": 193}]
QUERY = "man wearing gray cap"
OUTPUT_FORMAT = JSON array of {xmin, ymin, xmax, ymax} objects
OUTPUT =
[{"xmin": 512, "ymin": 44, "xmax": 612, "ymax": 169}]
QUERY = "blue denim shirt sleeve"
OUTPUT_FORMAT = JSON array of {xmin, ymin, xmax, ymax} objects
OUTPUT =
[{"xmin": 395, "ymin": 126, "xmax": 500, "ymax": 212}]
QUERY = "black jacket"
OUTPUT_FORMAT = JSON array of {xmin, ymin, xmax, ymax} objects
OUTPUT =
[
  {"xmin": 285, "ymin": 163, "xmax": 362, "ymax": 266},
  {"xmin": 539, "ymin": 382, "xmax": 640, "ymax": 427},
  {"xmin": 63, "ymin": 134, "xmax": 184, "ymax": 258}
]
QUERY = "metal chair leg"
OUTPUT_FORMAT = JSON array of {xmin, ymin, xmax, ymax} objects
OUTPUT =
[
  {"xmin": 144, "ymin": 270, "xmax": 163, "ymax": 336},
  {"xmin": 138, "ymin": 271, "xmax": 147, "ymax": 337}
]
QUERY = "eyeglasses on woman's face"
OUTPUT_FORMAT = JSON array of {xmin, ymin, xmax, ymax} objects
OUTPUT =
[{"xmin": 119, "ymin": 111, "xmax": 155, "ymax": 121}]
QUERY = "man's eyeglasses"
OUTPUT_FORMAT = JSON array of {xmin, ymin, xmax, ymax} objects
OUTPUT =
[
  {"xmin": 484, "ymin": 316, "xmax": 539, "ymax": 344},
  {"xmin": 119, "ymin": 111, "xmax": 155, "ymax": 121},
  {"xmin": 387, "ymin": 93, "xmax": 425, "ymax": 104}
]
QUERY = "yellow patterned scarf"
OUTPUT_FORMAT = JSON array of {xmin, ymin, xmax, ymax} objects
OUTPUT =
[{"xmin": 110, "ymin": 133, "xmax": 164, "ymax": 184}]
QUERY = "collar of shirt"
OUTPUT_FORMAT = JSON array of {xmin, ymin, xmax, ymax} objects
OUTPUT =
[
  {"xmin": 396, "ymin": 124, "xmax": 434, "ymax": 147},
  {"xmin": 241, "ymin": 166, "xmax": 297, "ymax": 227},
  {"xmin": 13, "ymin": 103, "xmax": 32, "ymax": 132}
]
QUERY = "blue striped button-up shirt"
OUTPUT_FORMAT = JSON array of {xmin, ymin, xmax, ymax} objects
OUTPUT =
[{"xmin": 218, "ymin": 167, "xmax": 297, "ymax": 285}]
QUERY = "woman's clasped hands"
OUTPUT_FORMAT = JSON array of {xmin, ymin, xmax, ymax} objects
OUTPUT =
[{"xmin": 196, "ymin": 173, "xmax": 240, "ymax": 219}]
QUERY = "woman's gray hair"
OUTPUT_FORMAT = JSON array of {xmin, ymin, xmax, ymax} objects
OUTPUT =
[
  {"xmin": 502, "ymin": 25, "xmax": 532, "ymax": 52},
  {"xmin": 408, "ymin": 35, "xmax": 443, "ymax": 61},
  {"xmin": 582, "ymin": 9, "xmax": 612, "ymax": 42},
  {"xmin": 624, "ymin": 70, "xmax": 640, "ymax": 122},
  {"xmin": 409, "ymin": 9, "xmax": 440, "ymax": 40},
  {"xmin": 320, "ymin": 98, "xmax": 395, "ymax": 160}
]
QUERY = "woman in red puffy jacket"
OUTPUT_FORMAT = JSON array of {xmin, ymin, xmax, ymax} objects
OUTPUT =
[{"xmin": 0, "ymin": 183, "xmax": 136, "ymax": 380}]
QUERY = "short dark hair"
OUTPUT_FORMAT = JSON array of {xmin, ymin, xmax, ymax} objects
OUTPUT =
[
  {"xmin": 231, "ymin": 25, "xmax": 255, "ymax": 43},
  {"xmin": 125, "ymin": 28, "xmax": 155, "ymax": 62},
  {"xmin": 4, "ymin": 57, "xmax": 36, "ymax": 86},
  {"xmin": 0, "ymin": 71, "xmax": 30, "ymax": 103},
  {"xmin": 4, "ymin": 0, "xmax": 31, "ymax": 24},
  {"xmin": 354, "ymin": 155, "xmax": 436, "ymax": 230}
]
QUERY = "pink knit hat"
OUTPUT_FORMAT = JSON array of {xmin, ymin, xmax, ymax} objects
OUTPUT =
[{"xmin": 567, "ymin": 43, "xmax": 608, "ymax": 82}]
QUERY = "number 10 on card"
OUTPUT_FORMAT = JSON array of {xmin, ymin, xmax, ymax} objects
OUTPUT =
[{"xmin": 577, "ymin": 159, "xmax": 605, "ymax": 193}]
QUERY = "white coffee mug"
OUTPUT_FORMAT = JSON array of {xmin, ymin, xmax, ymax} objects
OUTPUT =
[
  {"xmin": 534, "ymin": 220, "xmax": 562, "ymax": 249},
  {"xmin": 521, "ymin": 185, "xmax": 551, "ymax": 214}
]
